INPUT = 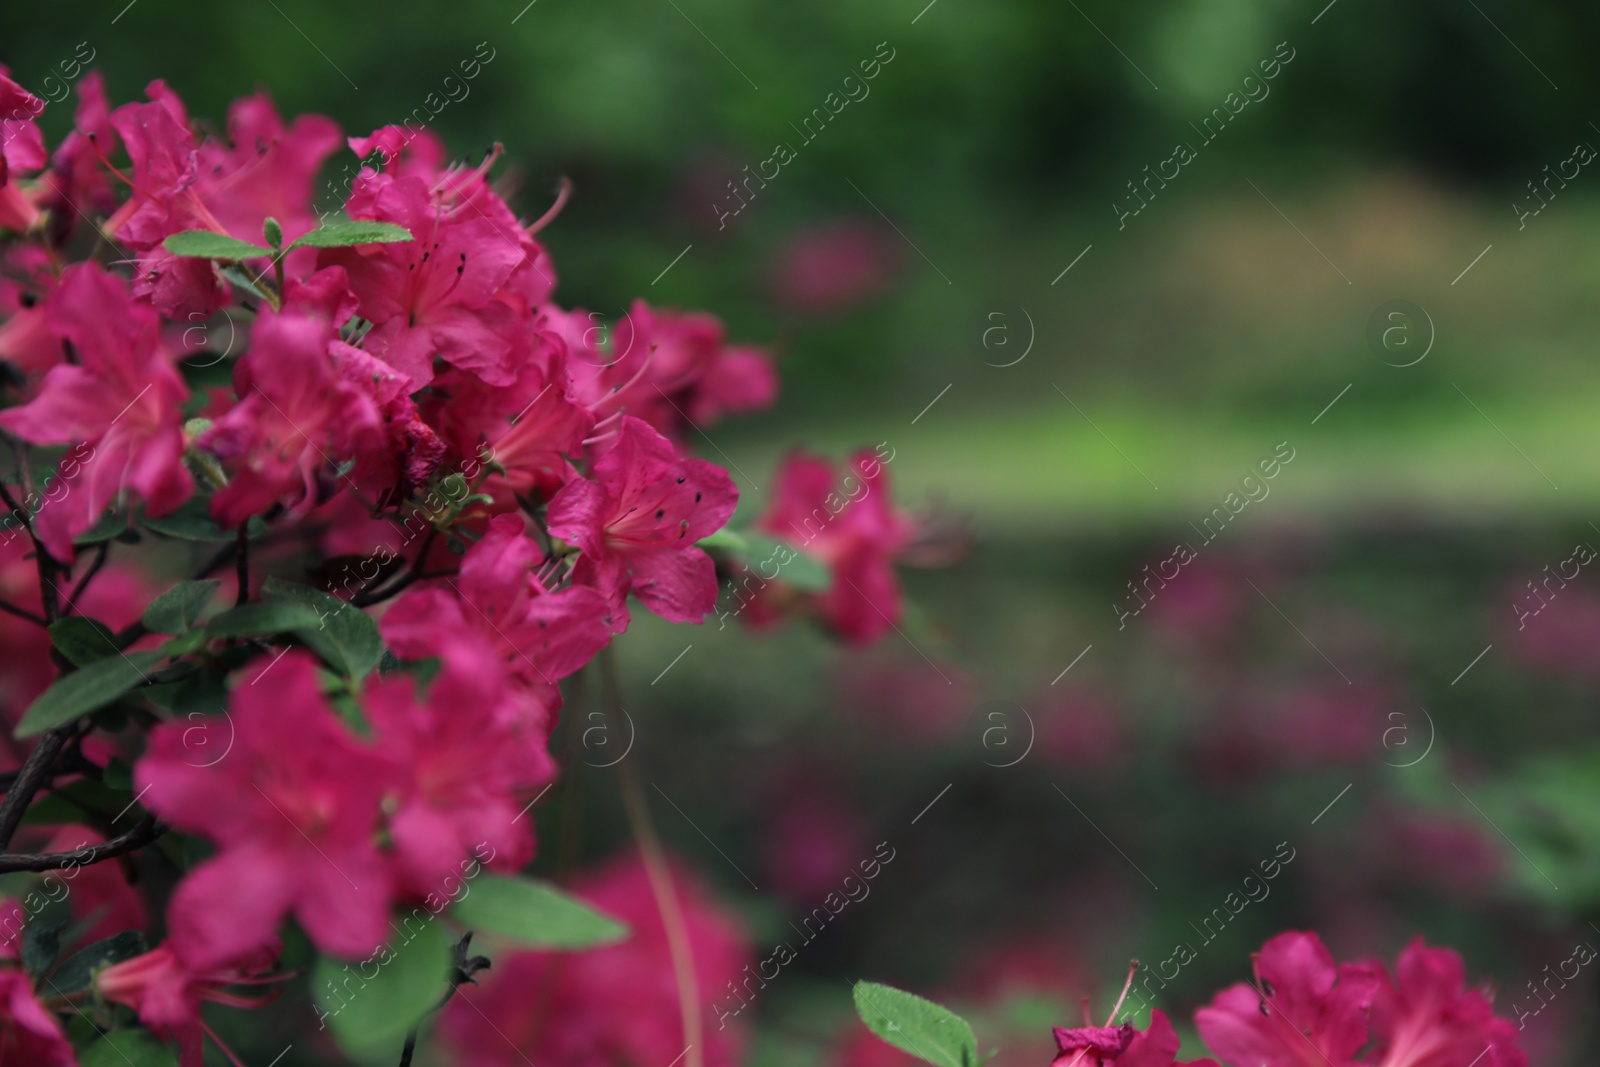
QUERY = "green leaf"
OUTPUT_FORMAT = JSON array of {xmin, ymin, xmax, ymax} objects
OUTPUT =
[
  {"xmin": 141, "ymin": 497, "xmax": 265, "ymax": 542},
  {"xmin": 741, "ymin": 532, "xmax": 833, "ymax": 592},
  {"xmin": 261, "ymin": 577, "xmax": 383, "ymax": 680},
  {"xmin": 142, "ymin": 580, "xmax": 221, "ymax": 635},
  {"xmin": 15, "ymin": 651, "xmax": 165, "ymax": 738},
  {"xmin": 696, "ymin": 528, "xmax": 748, "ymax": 553},
  {"xmin": 313, "ymin": 918, "xmax": 452, "ymax": 1060},
  {"xmin": 21, "ymin": 916, "xmax": 65, "ymax": 982},
  {"xmin": 80, "ymin": 1031, "xmax": 178, "ymax": 1067},
  {"xmin": 853, "ymin": 982, "xmax": 979, "ymax": 1067},
  {"xmin": 51, "ymin": 930, "xmax": 147, "ymax": 996},
  {"xmin": 205, "ymin": 601, "xmax": 325, "ymax": 640},
  {"xmin": 162, "ymin": 230, "xmax": 273, "ymax": 259},
  {"xmin": 450, "ymin": 875, "xmax": 629, "ymax": 949},
  {"xmin": 288, "ymin": 219, "xmax": 413, "ymax": 250},
  {"xmin": 47, "ymin": 617, "xmax": 120, "ymax": 667},
  {"xmin": 216, "ymin": 263, "xmax": 274, "ymax": 304},
  {"xmin": 73, "ymin": 509, "xmax": 129, "ymax": 546}
]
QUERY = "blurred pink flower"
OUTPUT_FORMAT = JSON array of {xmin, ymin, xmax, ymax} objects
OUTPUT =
[
  {"xmin": 438, "ymin": 851, "xmax": 751, "ymax": 1067},
  {"xmin": 768, "ymin": 223, "xmax": 899, "ymax": 317}
]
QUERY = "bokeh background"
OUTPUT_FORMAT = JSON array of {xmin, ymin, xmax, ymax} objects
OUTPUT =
[{"xmin": 5, "ymin": 1, "xmax": 1599, "ymax": 1063}]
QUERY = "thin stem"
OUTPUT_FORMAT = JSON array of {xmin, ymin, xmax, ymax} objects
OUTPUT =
[
  {"xmin": 0, "ymin": 597, "xmax": 46, "ymax": 627},
  {"xmin": 603, "ymin": 649, "xmax": 704, "ymax": 1067},
  {"xmin": 235, "ymin": 525, "xmax": 249, "ymax": 605},
  {"xmin": 0, "ymin": 726, "xmax": 73, "ymax": 850},
  {"xmin": 0, "ymin": 813, "xmax": 163, "ymax": 873},
  {"xmin": 68, "ymin": 541, "xmax": 110, "ymax": 606},
  {"xmin": 397, "ymin": 1028, "xmax": 417, "ymax": 1067}
]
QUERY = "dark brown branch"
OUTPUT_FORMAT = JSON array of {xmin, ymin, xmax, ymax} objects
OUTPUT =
[
  {"xmin": 0, "ymin": 597, "xmax": 46, "ymax": 627},
  {"xmin": 67, "ymin": 541, "xmax": 110, "ymax": 606},
  {"xmin": 0, "ymin": 814, "xmax": 163, "ymax": 873},
  {"xmin": 0, "ymin": 726, "xmax": 73, "ymax": 850}
]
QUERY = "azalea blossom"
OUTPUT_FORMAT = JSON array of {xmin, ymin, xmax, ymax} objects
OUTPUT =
[
  {"xmin": 137, "ymin": 651, "xmax": 395, "ymax": 967},
  {"xmin": 547, "ymin": 415, "xmax": 738, "ymax": 630},
  {"xmin": 0, "ymin": 263, "xmax": 191, "ymax": 561}
]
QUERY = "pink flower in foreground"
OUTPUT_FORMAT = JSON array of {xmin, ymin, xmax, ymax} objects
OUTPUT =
[
  {"xmin": 381, "ymin": 513, "xmax": 613, "ymax": 705},
  {"xmin": 1196, "ymin": 931, "xmax": 1381, "ymax": 1067},
  {"xmin": 96, "ymin": 940, "xmax": 282, "ymax": 1067},
  {"xmin": 1052, "ymin": 1012, "xmax": 1216, "ymax": 1067},
  {"xmin": 0, "ymin": 71, "xmax": 47, "ymax": 233},
  {"xmin": 200, "ymin": 306, "xmax": 382, "ymax": 526},
  {"xmin": 0, "ymin": 899, "xmax": 75, "ymax": 1066},
  {"xmin": 564, "ymin": 301, "xmax": 778, "ymax": 437},
  {"xmin": 137, "ymin": 652, "xmax": 394, "ymax": 967},
  {"xmin": 0, "ymin": 263, "xmax": 191, "ymax": 561},
  {"xmin": 1366, "ymin": 939, "xmax": 1526, "ymax": 1067},
  {"xmin": 366, "ymin": 653, "xmax": 549, "ymax": 897},
  {"xmin": 754, "ymin": 448, "xmax": 913, "ymax": 644},
  {"xmin": 438, "ymin": 852, "xmax": 751, "ymax": 1067},
  {"xmin": 319, "ymin": 163, "xmax": 527, "ymax": 386},
  {"xmin": 547, "ymin": 416, "xmax": 737, "ymax": 630}
]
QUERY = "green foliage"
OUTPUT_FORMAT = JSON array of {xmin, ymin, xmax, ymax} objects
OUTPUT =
[
  {"xmin": 312, "ymin": 919, "xmax": 452, "ymax": 1061},
  {"xmin": 80, "ymin": 1030, "xmax": 177, "ymax": 1067},
  {"xmin": 261, "ymin": 577, "xmax": 384, "ymax": 680},
  {"xmin": 15, "ymin": 652, "xmax": 166, "ymax": 738},
  {"xmin": 450, "ymin": 874, "xmax": 629, "ymax": 949},
  {"xmin": 288, "ymin": 219, "xmax": 413, "ymax": 250},
  {"xmin": 853, "ymin": 982, "xmax": 980, "ymax": 1067},
  {"xmin": 162, "ymin": 231, "xmax": 274, "ymax": 259},
  {"xmin": 741, "ymin": 533, "xmax": 832, "ymax": 592},
  {"xmin": 51, "ymin": 931, "xmax": 148, "ymax": 996},
  {"xmin": 21, "ymin": 916, "xmax": 65, "ymax": 982},
  {"xmin": 140, "ymin": 498, "xmax": 264, "ymax": 542},
  {"xmin": 204, "ymin": 601, "xmax": 325, "ymax": 640},
  {"xmin": 47, "ymin": 617, "xmax": 120, "ymax": 666},
  {"xmin": 141, "ymin": 580, "xmax": 221, "ymax": 635}
]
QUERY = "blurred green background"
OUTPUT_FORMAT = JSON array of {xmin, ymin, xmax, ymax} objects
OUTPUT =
[{"xmin": 6, "ymin": 1, "xmax": 1600, "ymax": 1064}]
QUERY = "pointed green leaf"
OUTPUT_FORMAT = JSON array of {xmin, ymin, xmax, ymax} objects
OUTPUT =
[
  {"xmin": 15, "ymin": 652, "xmax": 165, "ymax": 738},
  {"xmin": 162, "ymin": 230, "xmax": 273, "ymax": 259},
  {"xmin": 853, "ymin": 982, "xmax": 979, "ymax": 1067},
  {"xmin": 695, "ymin": 528, "xmax": 747, "ymax": 552},
  {"xmin": 47, "ymin": 616, "xmax": 120, "ymax": 666},
  {"xmin": 313, "ymin": 918, "xmax": 452, "ymax": 1059},
  {"xmin": 51, "ymin": 930, "xmax": 148, "ymax": 995},
  {"xmin": 21, "ymin": 916, "xmax": 65, "ymax": 981},
  {"xmin": 205, "ymin": 601, "xmax": 325, "ymax": 640},
  {"xmin": 288, "ymin": 219, "xmax": 413, "ymax": 250},
  {"xmin": 140, "ymin": 497, "xmax": 265, "ymax": 542},
  {"xmin": 450, "ymin": 874, "xmax": 629, "ymax": 949},
  {"xmin": 261, "ymin": 577, "xmax": 383, "ymax": 680},
  {"xmin": 142, "ymin": 580, "xmax": 221, "ymax": 635},
  {"xmin": 73, "ymin": 509, "xmax": 129, "ymax": 545}
]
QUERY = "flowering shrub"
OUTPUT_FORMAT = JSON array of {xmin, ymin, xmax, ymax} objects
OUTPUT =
[{"xmin": 0, "ymin": 67, "xmax": 925, "ymax": 1065}]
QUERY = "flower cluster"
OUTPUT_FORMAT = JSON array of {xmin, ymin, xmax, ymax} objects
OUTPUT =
[
  {"xmin": 1033, "ymin": 932, "xmax": 1524, "ymax": 1067},
  {"xmin": 0, "ymin": 67, "xmax": 927, "ymax": 1065}
]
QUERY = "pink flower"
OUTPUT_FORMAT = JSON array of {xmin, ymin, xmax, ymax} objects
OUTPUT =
[
  {"xmin": 768, "ymin": 222, "xmax": 899, "ymax": 317},
  {"xmin": 0, "ymin": 899, "xmax": 76, "ymax": 1066},
  {"xmin": 547, "ymin": 416, "xmax": 738, "ymax": 630},
  {"xmin": 200, "ymin": 305, "xmax": 383, "ymax": 526},
  {"xmin": 565, "ymin": 301, "xmax": 778, "ymax": 437},
  {"xmin": 0, "ymin": 970, "xmax": 75, "ymax": 1067},
  {"xmin": 96, "ymin": 940, "xmax": 283, "ymax": 1067},
  {"xmin": 0, "ymin": 263, "xmax": 191, "ymax": 562},
  {"xmin": 380, "ymin": 513, "xmax": 613, "ymax": 705},
  {"xmin": 755, "ymin": 448, "xmax": 913, "ymax": 644},
  {"xmin": 42, "ymin": 71, "xmax": 118, "ymax": 225},
  {"xmin": 437, "ymin": 851, "xmax": 751, "ymax": 1067},
  {"xmin": 424, "ymin": 330, "xmax": 594, "ymax": 507},
  {"xmin": 136, "ymin": 652, "xmax": 395, "ymax": 967},
  {"xmin": 327, "ymin": 339, "xmax": 446, "ymax": 498},
  {"xmin": 1052, "ymin": 1011, "xmax": 1217, "ymax": 1067},
  {"xmin": 0, "ymin": 71, "xmax": 47, "ymax": 233},
  {"xmin": 194, "ymin": 93, "xmax": 341, "ymax": 255},
  {"xmin": 365, "ymin": 653, "xmax": 550, "ymax": 897},
  {"xmin": 1366, "ymin": 939, "xmax": 1525, "ymax": 1067},
  {"xmin": 317, "ymin": 162, "xmax": 529, "ymax": 386},
  {"xmin": 1194, "ymin": 931, "xmax": 1385, "ymax": 1067}
]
